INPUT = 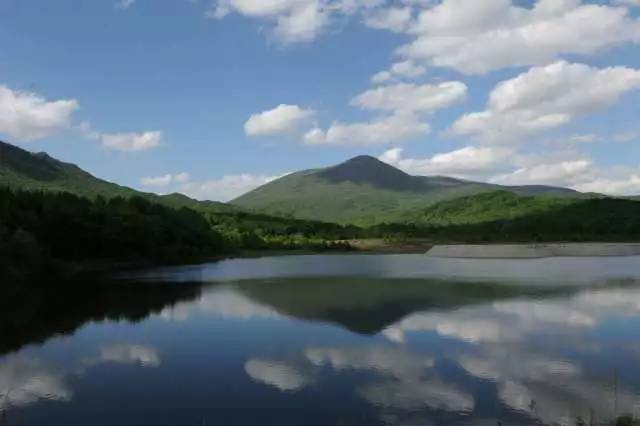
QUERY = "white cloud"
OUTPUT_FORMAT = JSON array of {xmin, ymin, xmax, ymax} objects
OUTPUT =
[
  {"xmin": 371, "ymin": 60, "xmax": 426, "ymax": 84},
  {"xmin": 101, "ymin": 130, "xmax": 163, "ymax": 152},
  {"xmin": 207, "ymin": 0, "xmax": 395, "ymax": 43},
  {"xmin": 244, "ymin": 104, "xmax": 315, "ymax": 137},
  {"xmin": 399, "ymin": 0, "xmax": 640, "ymax": 74},
  {"xmin": 304, "ymin": 80, "xmax": 464, "ymax": 146},
  {"xmin": 116, "ymin": 0, "xmax": 135, "ymax": 9},
  {"xmin": 179, "ymin": 173, "xmax": 282, "ymax": 201},
  {"xmin": 379, "ymin": 146, "xmax": 514, "ymax": 180},
  {"xmin": 451, "ymin": 61, "xmax": 640, "ymax": 143},
  {"xmin": 575, "ymin": 174, "xmax": 640, "ymax": 195},
  {"xmin": 273, "ymin": 1, "xmax": 330, "ymax": 43},
  {"xmin": 0, "ymin": 85, "xmax": 78, "ymax": 141},
  {"xmin": 304, "ymin": 112, "xmax": 429, "ymax": 146},
  {"xmin": 208, "ymin": 0, "xmax": 335, "ymax": 43},
  {"xmin": 141, "ymin": 172, "xmax": 190, "ymax": 187},
  {"xmin": 245, "ymin": 358, "xmax": 312, "ymax": 391},
  {"xmin": 491, "ymin": 159, "xmax": 593, "ymax": 187},
  {"xmin": 364, "ymin": 6, "xmax": 412, "ymax": 32},
  {"xmin": 352, "ymin": 81, "xmax": 467, "ymax": 114}
]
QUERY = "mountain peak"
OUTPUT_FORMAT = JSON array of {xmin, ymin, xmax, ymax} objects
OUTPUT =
[
  {"xmin": 316, "ymin": 154, "xmax": 419, "ymax": 191},
  {"xmin": 342, "ymin": 155, "xmax": 383, "ymax": 164}
]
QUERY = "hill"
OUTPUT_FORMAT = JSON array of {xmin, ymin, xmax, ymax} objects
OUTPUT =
[
  {"xmin": 232, "ymin": 155, "xmax": 580, "ymax": 225},
  {"xmin": 0, "ymin": 140, "xmax": 235, "ymax": 213},
  {"xmin": 400, "ymin": 190, "xmax": 576, "ymax": 226},
  {"xmin": 386, "ymin": 191, "xmax": 640, "ymax": 242}
]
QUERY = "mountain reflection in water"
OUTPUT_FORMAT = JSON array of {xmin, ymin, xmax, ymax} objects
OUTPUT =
[{"xmin": 3, "ymin": 254, "xmax": 640, "ymax": 426}]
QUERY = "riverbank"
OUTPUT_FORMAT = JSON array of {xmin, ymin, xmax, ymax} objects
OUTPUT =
[
  {"xmin": 427, "ymin": 243, "xmax": 640, "ymax": 259},
  {"xmin": 335, "ymin": 238, "xmax": 433, "ymax": 253}
]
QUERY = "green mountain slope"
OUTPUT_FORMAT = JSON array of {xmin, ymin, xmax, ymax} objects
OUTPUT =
[
  {"xmin": 232, "ymin": 155, "xmax": 580, "ymax": 225},
  {"xmin": 401, "ymin": 190, "xmax": 577, "ymax": 226},
  {"xmin": 0, "ymin": 140, "xmax": 235, "ymax": 212},
  {"xmin": 391, "ymin": 190, "xmax": 640, "ymax": 242}
]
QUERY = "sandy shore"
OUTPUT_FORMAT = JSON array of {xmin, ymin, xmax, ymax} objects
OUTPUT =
[{"xmin": 427, "ymin": 243, "xmax": 640, "ymax": 259}]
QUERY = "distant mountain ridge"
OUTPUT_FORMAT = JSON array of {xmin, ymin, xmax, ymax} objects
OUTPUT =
[{"xmin": 232, "ymin": 154, "xmax": 581, "ymax": 225}]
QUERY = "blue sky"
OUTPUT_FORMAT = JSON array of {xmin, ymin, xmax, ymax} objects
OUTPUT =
[{"xmin": 1, "ymin": 0, "xmax": 640, "ymax": 200}]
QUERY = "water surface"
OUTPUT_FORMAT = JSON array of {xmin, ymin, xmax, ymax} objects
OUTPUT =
[{"xmin": 3, "ymin": 254, "xmax": 640, "ymax": 425}]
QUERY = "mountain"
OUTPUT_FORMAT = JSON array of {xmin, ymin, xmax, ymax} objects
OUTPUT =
[
  {"xmin": 232, "ymin": 155, "xmax": 580, "ymax": 225},
  {"xmin": 0, "ymin": 141, "xmax": 235, "ymax": 212}
]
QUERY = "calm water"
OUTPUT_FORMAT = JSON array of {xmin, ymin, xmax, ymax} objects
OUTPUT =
[{"xmin": 4, "ymin": 254, "xmax": 640, "ymax": 426}]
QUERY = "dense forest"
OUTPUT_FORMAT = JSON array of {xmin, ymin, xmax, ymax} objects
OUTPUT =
[
  {"xmin": 372, "ymin": 192, "xmax": 640, "ymax": 243},
  {"xmin": 0, "ymin": 188, "xmax": 355, "ymax": 282}
]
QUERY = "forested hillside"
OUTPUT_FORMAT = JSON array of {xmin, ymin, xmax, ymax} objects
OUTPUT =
[
  {"xmin": 380, "ymin": 191, "xmax": 640, "ymax": 242},
  {"xmin": 0, "ymin": 188, "xmax": 356, "ymax": 282}
]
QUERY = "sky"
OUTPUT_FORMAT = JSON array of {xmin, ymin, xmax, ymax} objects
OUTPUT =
[{"xmin": 1, "ymin": 0, "xmax": 640, "ymax": 201}]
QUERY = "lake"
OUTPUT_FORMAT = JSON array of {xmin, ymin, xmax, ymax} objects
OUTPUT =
[{"xmin": 3, "ymin": 254, "xmax": 640, "ymax": 426}]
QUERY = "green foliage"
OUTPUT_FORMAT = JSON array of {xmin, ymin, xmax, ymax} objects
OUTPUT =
[
  {"xmin": 391, "ymin": 191, "xmax": 640, "ymax": 242},
  {"xmin": 0, "ymin": 188, "xmax": 225, "ymax": 265},
  {"xmin": 401, "ymin": 190, "xmax": 576, "ymax": 226}
]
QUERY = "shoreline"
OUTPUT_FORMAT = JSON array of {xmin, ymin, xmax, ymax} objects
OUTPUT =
[{"xmin": 427, "ymin": 243, "xmax": 640, "ymax": 259}]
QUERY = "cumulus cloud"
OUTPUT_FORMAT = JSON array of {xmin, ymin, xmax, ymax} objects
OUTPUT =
[
  {"xmin": 208, "ymin": 0, "xmax": 415, "ymax": 43},
  {"xmin": 0, "ymin": 85, "xmax": 78, "ymax": 141},
  {"xmin": 575, "ymin": 174, "xmax": 640, "ymax": 195},
  {"xmin": 304, "ymin": 112, "xmax": 430, "ymax": 146},
  {"xmin": 371, "ymin": 60, "xmax": 426, "ymax": 84},
  {"xmin": 179, "ymin": 173, "xmax": 283, "ymax": 201},
  {"xmin": 399, "ymin": 0, "xmax": 640, "ymax": 74},
  {"xmin": 363, "ymin": 6, "xmax": 412, "ymax": 32},
  {"xmin": 379, "ymin": 146, "xmax": 514, "ymax": 180},
  {"xmin": 101, "ymin": 130, "xmax": 163, "ymax": 152},
  {"xmin": 208, "ymin": 0, "xmax": 334, "ymax": 43},
  {"xmin": 244, "ymin": 104, "xmax": 315, "ymax": 137},
  {"xmin": 451, "ymin": 61, "xmax": 640, "ymax": 143},
  {"xmin": 141, "ymin": 172, "xmax": 190, "ymax": 187},
  {"xmin": 490, "ymin": 159, "xmax": 593, "ymax": 187},
  {"xmin": 352, "ymin": 81, "xmax": 466, "ymax": 114},
  {"xmin": 304, "ymin": 80, "xmax": 465, "ymax": 146}
]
